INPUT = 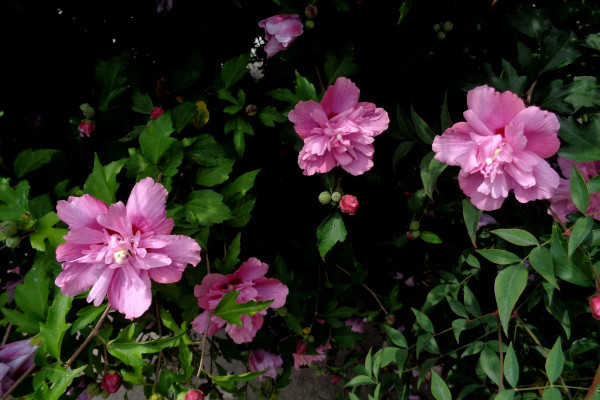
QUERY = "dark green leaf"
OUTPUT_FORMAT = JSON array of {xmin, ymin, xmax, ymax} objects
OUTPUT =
[
  {"xmin": 267, "ymin": 88, "xmax": 299, "ymax": 104},
  {"xmin": 463, "ymin": 199, "xmax": 482, "ymax": 248},
  {"xmin": 420, "ymin": 152, "xmax": 447, "ymax": 199},
  {"xmin": 507, "ymin": 7, "xmax": 550, "ymax": 42},
  {"xmin": 344, "ymin": 375, "xmax": 376, "ymax": 387},
  {"xmin": 220, "ymin": 232, "xmax": 241, "ymax": 274},
  {"xmin": 392, "ymin": 141, "xmax": 415, "ymax": 171},
  {"xmin": 411, "ymin": 105, "xmax": 435, "ymax": 145},
  {"xmin": 564, "ymin": 76, "xmax": 600, "ymax": 112},
  {"xmin": 139, "ymin": 113, "xmax": 176, "ymax": 165},
  {"xmin": 96, "ymin": 54, "xmax": 129, "ymax": 111},
  {"xmin": 185, "ymin": 134, "xmax": 225, "ymax": 167},
  {"xmin": 221, "ymin": 54, "xmax": 249, "ymax": 89},
  {"xmin": 528, "ymin": 246, "xmax": 558, "ymax": 288},
  {"xmin": 412, "ymin": 308, "xmax": 435, "ymax": 334},
  {"xmin": 558, "ymin": 117, "xmax": 600, "ymax": 162},
  {"xmin": 542, "ymin": 387, "xmax": 561, "ymax": 400},
  {"xmin": 495, "ymin": 390, "xmax": 515, "ymax": 400},
  {"xmin": 172, "ymin": 101, "xmax": 199, "ymax": 133},
  {"xmin": 14, "ymin": 149, "xmax": 59, "ymax": 178},
  {"xmin": 479, "ymin": 346, "xmax": 500, "ymax": 386},
  {"xmin": 545, "ymin": 337, "xmax": 564, "ymax": 383},
  {"xmin": 295, "ymin": 71, "xmax": 318, "ymax": 101},
  {"xmin": 324, "ymin": 52, "xmax": 358, "ymax": 85},
  {"xmin": 83, "ymin": 154, "xmax": 127, "ymax": 205},
  {"xmin": 15, "ymin": 263, "xmax": 49, "ymax": 321},
  {"xmin": 71, "ymin": 305, "xmax": 107, "ymax": 335},
  {"xmin": 495, "ymin": 263, "xmax": 528, "ymax": 335},
  {"xmin": 29, "ymin": 211, "xmax": 67, "ymax": 252},
  {"xmin": 541, "ymin": 30, "xmax": 581, "ymax": 73},
  {"xmin": 107, "ymin": 325, "xmax": 182, "ymax": 366},
  {"xmin": 131, "ymin": 91, "xmax": 154, "ymax": 114},
  {"xmin": 398, "ymin": 0, "xmax": 413, "ymax": 24},
  {"xmin": 446, "ymin": 296, "xmax": 468, "ymax": 319},
  {"xmin": 0, "ymin": 179, "xmax": 30, "ymax": 220},
  {"xmin": 184, "ymin": 190, "xmax": 232, "ymax": 226},
  {"xmin": 195, "ymin": 157, "xmax": 235, "ymax": 187},
  {"xmin": 421, "ymin": 231, "xmax": 442, "ymax": 244},
  {"xmin": 463, "ymin": 285, "xmax": 481, "ymax": 317},
  {"xmin": 490, "ymin": 59, "xmax": 527, "ymax": 97},
  {"xmin": 440, "ymin": 92, "xmax": 453, "ymax": 131},
  {"xmin": 258, "ymin": 106, "xmax": 287, "ymax": 127},
  {"xmin": 316, "ymin": 212, "xmax": 347, "ymax": 259},
  {"xmin": 568, "ymin": 216, "xmax": 593, "ymax": 259},
  {"xmin": 221, "ymin": 169, "xmax": 261, "ymax": 201},
  {"xmin": 492, "ymin": 229, "xmax": 538, "ymax": 246},
  {"xmin": 382, "ymin": 325, "xmax": 408, "ymax": 348},
  {"xmin": 431, "ymin": 370, "xmax": 452, "ymax": 400},
  {"xmin": 477, "ymin": 249, "xmax": 522, "ymax": 265},
  {"xmin": 570, "ymin": 165, "xmax": 590, "ymax": 214}
]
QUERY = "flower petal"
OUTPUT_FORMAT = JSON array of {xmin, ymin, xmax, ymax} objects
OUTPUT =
[
  {"xmin": 57, "ymin": 194, "xmax": 108, "ymax": 230},
  {"xmin": 126, "ymin": 178, "xmax": 174, "ymax": 235},
  {"xmin": 459, "ymin": 171, "xmax": 506, "ymax": 210},
  {"xmin": 288, "ymin": 101, "xmax": 324, "ymax": 139},
  {"xmin": 107, "ymin": 266, "xmax": 152, "ymax": 319},
  {"xmin": 321, "ymin": 77, "xmax": 360, "ymax": 117},
  {"xmin": 55, "ymin": 262, "xmax": 107, "ymax": 297},
  {"xmin": 97, "ymin": 202, "xmax": 133, "ymax": 238},
  {"xmin": 511, "ymin": 106, "xmax": 560, "ymax": 158},
  {"xmin": 466, "ymin": 85, "xmax": 525, "ymax": 133},
  {"xmin": 512, "ymin": 156, "xmax": 559, "ymax": 203}
]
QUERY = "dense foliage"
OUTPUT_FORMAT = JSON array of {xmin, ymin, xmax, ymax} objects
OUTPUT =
[{"xmin": 2, "ymin": 0, "xmax": 600, "ymax": 399}]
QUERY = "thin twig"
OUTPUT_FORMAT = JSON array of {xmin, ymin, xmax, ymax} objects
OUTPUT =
[
  {"xmin": 65, "ymin": 304, "xmax": 111, "ymax": 369},
  {"xmin": 0, "ymin": 364, "xmax": 36, "ymax": 400},
  {"xmin": 335, "ymin": 264, "xmax": 388, "ymax": 314},
  {"xmin": 1, "ymin": 323, "xmax": 12, "ymax": 346}
]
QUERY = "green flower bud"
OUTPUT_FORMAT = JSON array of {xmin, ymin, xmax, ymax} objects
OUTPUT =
[
  {"xmin": 305, "ymin": 20, "xmax": 315, "ymax": 30},
  {"xmin": 331, "ymin": 192, "xmax": 342, "ymax": 202},
  {"xmin": 318, "ymin": 191, "xmax": 332, "ymax": 205},
  {"xmin": 433, "ymin": 23, "xmax": 441, "ymax": 32},
  {"xmin": 442, "ymin": 21, "xmax": 453, "ymax": 31},
  {"xmin": 277, "ymin": 307, "xmax": 288, "ymax": 317},
  {"xmin": 79, "ymin": 103, "xmax": 95, "ymax": 119},
  {"xmin": 0, "ymin": 220, "xmax": 18, "ymax": 238},
  {"xmin": 5, "ymin": 236, "xmax": 21, "ymax": 248},
  {"xmin": 410, "ymin": 230, "xmax": 421, "ymax": 239},
  {"xmin": 245, "ymin": 104, "xmax": 258, "ymax": 116},
  {"xmin": 149, "ymin": 394, "xmax": 164, "ymax": 400},
  {"xmin": 409, "ymin": 220, "xmax": 420, "ymax": 231},
  {"xmin": 437, "ymin": 31, "xmax": 446, "ymax": 40}
]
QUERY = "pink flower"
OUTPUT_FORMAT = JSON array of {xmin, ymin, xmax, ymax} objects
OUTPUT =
[
  {"xmin": 591, "ymin": 296, "xmax": 600, "ymax": 320},
  {"xmin": 0, "ymin": 338, "xmax": 38, "ymax": 396},
  {"xmin": 549, "ymin": 157, "xmax": 600, "ymax": 223},
  {"xmin": 150, "ymin": 106, "xmax": 165, "ymax": 120},
  {"xmin": 78, "ymin": 120, "xmax": 95, "ymax": 137},
  {"xmin": 345, "ymin": 317, "xmax": 367, "ymax": 333},
  {"xmin": 292, "ymin": 342, "xmax": 330, "ymax": 370},
  {"xmin": 340, "ymin": 194, "xmax": 359, "ymax": 215},
  {"xmin": 191, "ymin": 258, "xmax": 288, "ymax": 344},
  {"xmin": 249, "ymin": 349, "xmax": 283, "ymax": 380},
  {"xmin": 55, "ymin": 178, "xmax": 201, "ymax": 319},
  {"xmin": 288, "ymin": 77, "xmax": 390, "ymax": 176},
  {"xmin": 258, "ymin": 14, "xmax": 303, "ymax": 58},
  {"xmin": 432, "ymin": 85, "xmax": 560, "ymax": 210}
]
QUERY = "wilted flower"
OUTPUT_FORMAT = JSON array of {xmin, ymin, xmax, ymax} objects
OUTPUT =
[
  {"xmin": 292, "ymin": 342, "xmax": 330, "ymax": 370},
  {"xmin": 432, "ymin": 85, "xmax": 560, "ymax": 210},
  {"xmin": 192, "ymin": 258, "xmax": 288, "ymax": 344},
  {"xmin": 549, "ymin": 157, "xmax": 600, "ymax": 223},
  {"xmin": 101, "ymin": 372, "xmax": 122, "ymax": 394},
  {"xmin": 258, "ymin": 14, "xmax": 303, "ymax": 58},
  {"xmin": 150, "ymin": 106, "xmax": 165, "ymax": 120},
  {"xmin": 249, "ymin": 349, "xmax": 283, "ymax": 380},
  {"xmin": 340, "ymin": 194, "xmax": 359, "ymax": 215},
  {"xmin": 0, "ymin": 338, "xmax": 38, "ymax": 397},
  {"xmin": 78, "ymin": 120, "xmax": 95, "ymax": 137},
  {"xmin": 288, "ymin": 77, "xmax": 390, "ymax": 176},
  {"xmin": 591, "ymin": 296, "xmax": 600, "ymax": 320},
  {"xmin": 55, "ymin": 177, "xmax": 201, "ymax": 319}
]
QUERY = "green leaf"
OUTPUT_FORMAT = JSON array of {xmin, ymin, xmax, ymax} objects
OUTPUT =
[
  {"xmin": 172, "ymin": 101, "xmax": 199, "ymax": 133},
  {"xmin": 541, "ymin": 29, "xmax": 581, "ymax": 73},
  {"xmin": 588, "ymin": 175, "xmax": 600, "ymax": 193},
  {"xmin": 184, "ymin": 190, "xmax": 232, "ymax": 226},
  {"xmin": 507, "ymin": 6, "xmax": 551, "ymax": 42},
  {"xmin": 382, "ymin": 325, "xmax": 408, "ymax": 348},
  {"xmin": 463, "ymin": 199, "xmax": 482, "ymax": 248},
  {"xmin": 440, "ymin": 92, "xmax": 453, "ymax": 131},
  {"xmin": 411, "ymin": 105, "xmax": 435, "ymax": 145},
  {"xmin": 39, "ymin": 292, "xmax": 72, "ymax": 361},
  {"xmin": 412, "ymin": 308, "xmax": 435, "ymax": 334},
  {"xmin": 131, "ymin": 91, "xmax": 154, "ymax": 114},
  {"xmin": 477, "ymin": 249, "xmax": 522, "ymax": 265},
  {"xmin": 452, "ymin": 319, "xmax": 468, "ymax": 343},
  {"xmin": 542, "ymin": 387, "xmax": 562, "ymax": 400},
  {"xmin": 495, "ymin": 263, "xmax": 528, "ymax": 335},
  {"xmin": 316, "ymin": 212, "xmax": 347, "ymax": 259},
  {"xmin": 421, "ymin": 231, "xmax": 442, "ymax": 244},
  {"xmin": 83, "ymin": 154, "xmax": 127, "ymax": 205},
  {"xmin": 495, "ymin": 390, "xmax": 515, "ymax": 400},
  {"xmin": 392, "ymin": 141, "xmax": 415, "ymax": 171},
  {"xmin": 96, "ymin": 54, "xmax": 129, "ymax": 111},
  {"xmin": 324, "ymin": 52, "xmax": 358, "ymax": 85},
  {"xmin": 504, "ymin": 342, "xmax": 519, "ymax": 388},
  {"xmin": 13, "ymin": 149, "xmax": 59, "ymax": 178},
  {"xmin": 463, "ymin": 285, "xmax": 481, "ymax": 317},
  {"xmin": 558, "ymin": 117, "xmax": 600, "ymax": 162},
  {"xmin": 570, "ymin": 165, "xmax": 590, "ymax": 214},
  {"xmin": 71, "ymin": 304, "xmax": 106, "ymax": 335},
  {"xmin": 398, "ymin": 0, "xmax": 413, "ymax": 24},
  {"xmin": 2, "ymin": 307, "xmax": 41, "ymax": 334},
  {"xmin": 195, "ymin": 157, "xmax": 235, "ymax": 187},
  {"xmin": 213, "ymin": 290, "xmax": 273, "ymax": 326},
  {"xmin": 490, "ymin": 59, "xmax": 527, "ymax": 97},
  {"xmin": 107, "ymin": 325, "xmax": 182, "ymax": 366},
  {"xmin": 446, "ymin": 296, "xmax": 468, "ymax": 319},
  {"xmin": 139, "ymin": 112, "xmax": 176, "ymax": 165},
  {"xmin": 29, "ymin": 211, "xmax": 67, "ymax": 252},
  {"xmin": 420, "ymin": 152, "xmax": 447, "ymax": 199},
  {"xmin": 528, "ymin": 246, "xmax": 558, "ymax": 288},
  {"xmin": 185, "ymin": 134, "xmax": 225, "ymax": 166},
  {"xmin": 492, "ymin": 229, "xmax": 538, "ymax": 246},
  {"xmin": 219, "ymin": 232, "xmax": 241, "ymax": 274},
  {"xmin": 15, "ymin": 263, "xmax": 50, "ymax": 321},
  {"xmin": 431, "ymin": 370, "xmax": 452, "ymax": 400},
  {"xmin": 0, "ymin": 179, "xmax": 30, "ymax": 220},
  {"xmin": 295, "ymin": 71, "xmax": 318, "ymax": 101},
  {"xmin": 344, "ymin": 375, "xmax": 376, "ymax": 387},
  {"xmin": 461, "ymin": 341, "xmax": 485, "ymax": 358},
  {"xmin": 568, "ymin": 216, "xmax": 593, "ymax": 259},
  {"xmin": 267, "ymin": 88, "xmax": 299, "ymax": 104},
  {"xmin": 564, "ymin": 76, "xmax": 600, "ymax": 113},
  {"xmin": 221, "ymin": 169, "xmax": 261, "ymax": 201},
  {"xmin": 258, "ymin": 106, "xmax": 287, "ymax": 127},
  {"xmin": 221, "ymin": 54, "xmax": 249, "ymax": 89},
  {"xmin": 479, "ymin": 346, "xmax": 500, "ymax": 386},
  {"xmin": 36, "ymin": 363, "xmax": 86, "ymax": 400},
  {"xmin": 545, "ymin": 337, "xmax": 564, "ymax": 383}
]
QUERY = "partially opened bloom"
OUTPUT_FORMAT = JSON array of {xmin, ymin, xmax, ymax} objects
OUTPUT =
[
  {"xmin": 432, "ymin": 85, "xmax": 560, "ymax": 210},
  {"xmin": 288, "ymin": 77, "xmax": 390, "ymax": 176},
  {"xmin": 292, "ymin": 342, "xmax": 330, "ymax": 370},
  {"xmin": 0, "ymin": 338, "xmax": 38, "ymax": 396},
  {"xmin": 258, "ymin": 14, "xmax": 303, "ymax": 58},
  {"xmin": 590, "ymin": 295, "xmax": 600, "ymax": 320},
  {"xmin": 549, "ymin": 157, "xmax": 600, "ymax": 223},
  {"xmin": 192, "ymin": 258, "xmax": 288, "ymax": 344},
  {"xmin": 55, "ymin": 177, "xmax": 201, "ymax": 319},
  {"xmin": 249, "ymin": 349, "xmax": 283, "ymax": 380}
]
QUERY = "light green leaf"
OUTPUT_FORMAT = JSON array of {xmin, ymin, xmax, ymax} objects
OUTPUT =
[
  {"xmin": 446, "ymin": 296, "xmax": 468, "ymax": 319},
  {"xmin": 14, "ymin": 149, "xmax": 59, "ymax": 178},
  {"xmin": 477, "ymin": 249, "xmax": 522, "ymax": 265},
  {"xmin": 504, "ymin": 342, "xmax": 519, "ymax": 388},
  {"xmin": 29, "ymin": 212, "xmax": 67, "ymax": 252},
  {"xmin": 542, "ymin": 387, "xmax": 562, "ymax": 400},
  {"xmin": 184, "ymin": 190, "xmax": 232, "ymax": 226},
  {"xmin": 495, "ymin": 390, "xmax": 515, "ymax": 400},
  {"xmin": 545, "ymin": 337, "xmax": 564, "ymax": 383},
  {"xmin": 214, "ymin": 290, "xmax": 273, "ymax": 326},
  {"xmin": 0, "ymin": 179, "xmax": 30, "ymax": 220},
  {"xmin": 528, "ymin": 246, "xmax": 558, "ymax": 288},
  {"xmin": 40, "ymin": 292, "xmax": 73, "ymax": 361},
  {"xmin": 139, "ymin": 112, "xmax": 176, "ymax": 165},
  {"xmin": 295, "ymin": 71, "xmax": 317, "ymax": 101},
  {"xmin": 316, "ymin": 212, "xmax": 347, "ymax": 259},
  {"xmin": 421, "ymin": 231, "xmax": 442, "ymax": 244},
  {"xmin": 412, "ymin": 308, "xmax": 435, "ymax": 334},
  {"xmin": 221, "ymin": 169, "xmax": 261, "ymax": 201},
  {"xmin": 382, "ymin": 325, "xmax": 408, "ymax": 348},
  {"xmin": 495, "ymin": 263, "xmax": 528, "ymax": 335},
  {"xmin": 431, "ymin": 370, "xmax": 452, "ymax": 400},
  {"xmin": 492, "ymin": 229, "xmax": 538, "ymax": 246},
  {"xmin": 570, "ymin": 165, "xmax": 590, "ymax": 214},
  {"xmin": 568, "ymin": 216, "xmax": 593, "ymax": 259},
  {"xmin": 343, "ymin": 375, "xmax": 376, "ymax": 387},
  {"xmin": 83, "ymin": 154, "xmax": 127, "ymax": 205},
  {"xmin": 107, "ymin": 325, "xmax": 182, "ymax": 367}
]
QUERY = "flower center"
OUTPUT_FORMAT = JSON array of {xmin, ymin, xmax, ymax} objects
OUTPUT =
[
  {"xmin": 113, "ymin": 248, "xmax": 130, "ymax": 264},
  {"xmin": 485, "ymin": 147, "xmax": 504, "ymax": 165}
]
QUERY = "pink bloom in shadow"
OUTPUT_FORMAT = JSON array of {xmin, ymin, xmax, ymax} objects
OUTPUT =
[
  {"xmin": 249, "ymin": 348, "xmax": 283, "ymax": 380},
  {"xmin": 191, "ymin": 258, "xmax": 288, "ymax": 344},
  {"xmin": 258, "ymin": 14, "xmax": 303, "ymax": 58},
  {"xmin": 288, "ymin": 77, "xmax": 390, "ymax": 176},
  {"xmin": 292, "ymin": 342, "xmax": 331, "ymax": 370},
  {"xmin": 432, "ymin": 85, "xmax": 560, "ymax": 210},
  {"xmin": 345, "ymin": 317, "xmax": 367, "ymax": 333},
  {"xmin": 55, "ymin": 177, "xmax": 201, "ymax": 319},
  {"xmin": 549, "ymin": 157, "xmax": 600, "ymax": 223},
  {"xmin": 0, "ymin": 338, "xmax": 38, "ymax": 396}
]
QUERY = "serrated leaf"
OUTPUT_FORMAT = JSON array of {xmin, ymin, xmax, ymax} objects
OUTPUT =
[
  {"xmin": 107, "ymin": 325, "xmax": 182, "ymax": 366},
  {"xmin": 15, "ymin": 263, "xmax": 49, "ymax": 322},
  {"xmin": 477, "ymin": 249, "xmax": 522, "ymax": 265},
  {"xmin": 558, "ymin": 117, "xmax": 600, "ymax": 162},
  {"xmin": 528, "ymin": 246, "xmax": 558, "ymax": 288},
  {"xmin": 139, "ymin": 112, "xmax": 176, "ymax": 165},
  {"xmin": 71, "ymin": 304, "xmax": 107, "ymax": 335},
  {"xmin": 13, "ymin": 149, "xmax": 59, "ymax": 178},
  {"xmin": 545, "ymin": 337, "xmax": 564, "ymax": 383},
  {"xmin": 495, "ymin": 263, "xmax": 528, "ymax": 335},
  {"xmin": 492, "ymin": 229, "xmax": 538, "ymax": 246},
  {"xmin": 172, "ymin": 101, "xmax": 199, "ymax": 132},
  {"xmin": 258, "ymin": 106, "xmax": 287, "ymax": 127},
  {"xmin": 0, "ymin": 179, "xmax": 30, "ymax": 220},
  {"xmin": 131, "ymin": 91, "xmax": 154, "ymax": 114},
  {"xmin": 185, "ymin": 134, "xmax": 225, "ymax": 166},
  {"xmin": 267, "ymin": 88, "xmax": 299, "ymax": 104},
  {"xmin": 214, "ymin": 290, "xmax": 273, "ymax": 326},
  {"xmin": 29, "ymin": 211, "xmax": 67, "ymax": 252},
  {"xmin": 504, "ymin": 342, "xmax": 519, "ymax": 388},
  {"xmin": 541, "ymin": 30, "xmax": 581, "ymax": 73},
  {"xmin": 564, "ymin": 76, "xmax": 600, "ymax": 112},
  {"xmin": 39, "ymin": 292, "xmax": 72, "ymax": 361},
  {"xmin": 219, "ymin": 232, "xmax": 241, "ymax": 274},
  {"xmin": 490, "ymin": 59, "xmax": 527, "ymax": 97},
  {"xmin": 83, "ymin": 154, "xmax": 126, "ymax": 205},
  {"xmin": 431, "ymin": 370, "xmax": 452, "ymax": 400},
  {"xmin": 221, "ymin": 169, "xmax": 261, "ymax": 201},
  {"xmin": 568, "ymin": 216, "xmax": 593, "ymax": 259},
  {"xmin": 463, "ymin": 199, "xmax": 481, "ymax": 248},
  {"xmin": 195, "ymin": 157, "xmax": 235, "ymax": 187},
  {"xmin": 324, "ymin": 52, "xmax": 358, "ymax": 85},
  {"xmin": 316, "ymin": 212, "xmax": 347, "ymax": 259},
  {"xmin": 184, "ymin": 190, "xmax": 232, "ymax": 226},
  {"xmin": 37, "ymin": 363, "xmax": 86, "ymax": 400}
]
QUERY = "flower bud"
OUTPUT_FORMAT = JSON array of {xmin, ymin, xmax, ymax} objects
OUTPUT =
[
  {"xmin": 149, "ymin": 394, "xmax": 164, "ymax": 400},
  {"xmin": 442, "ymin": 21, "xmax": 453, "ymax": 31},
  {"xmin": 4, "ymin": 236, "xmax": 20, "ymax": 248},
  {"xmin": 340, "ymin": 195, "xmax": 358, "ymax": 215},
  {"xmin": 406, "ymin": 231, "xmax": 416, "ymax": 240},
  {"xmin": 185, "ymin": 389, "xmax": 204, "ymax": 400},
  {"xmin": 0, "ymin": 221, "xmax": 18, "ymax": 238},
  {"xmin": 411, "ymin": 230, "xmax": 421, "ymax": 239},
  {"xmin": 409, "ymin": 220, "xmax": 420, "ymax": 231},
  {"xmin": 433, "ymin": 23, "xmax": 441, "ymax": 32},
  {"xmin": 150, "ymin": 106, "xmax": 166, "ymax": 120},
  {"xmin": 78, "ymin": 120, "xmax": 95, "ymax": 137},
  {"xmin": 304, "ymin": 20, "xmax": 315, "ymax": 30},
  {"xmin": 305, "ymin": 5, "xmax": 318, "ymax": 19},
  {"xmin": 590, "ymin": 296, "xmax": 600, "ymax": 320},
  {"xmin": 437, "ymin": 31, "xmax": 446, "ymax": 40},
  {"xmin": 318, "ymin": 191, "xmax": 332, "ymax": 205},
  {"xmin": 79, "ymin": 103, "xmax": 95, "ymax": 119},
  {"xmin": 302, "ymin": 326, "xmax": 311, "ymax": 335},
  {"xmin": 331, "ymin": 374, "xmax": 341, "ymax": 384},
  {"xmin": 101, "ymin": 372, "xmax": 122, "ymax": 394},
  {"xmin": 331, "ymin": 192, "xmax": 342, "ymax": 202},
  {"xmin": 245, "ymin": 104, "xmax": 258, "ymax": 116}
]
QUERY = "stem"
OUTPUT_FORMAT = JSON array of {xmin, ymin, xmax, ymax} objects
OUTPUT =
[
  {"xmin": 314, "ymin": 64, "xmax": 325, "ymax": 93},
  {"xmin": 1, "ymin": 323, "xmax": 12, "ymax": 346},
  {"xmin": 548, "ymin": 206, "xmax": 569, "ymax": 233},
  {"xmin": 196, "ymin": 247, "xmax": 211, "ymax": 379},
  {"xmin": 65, "ymin": 304, "xmax": 111, "ymax": 369},
  {"xmin": 153, "ymin": 301, "xmax": 164, "ymax": 390},
  {"xmin": 335, "ymin": 264, "xmax": 388, "ymax": 314},
  {"xmin": 584, "ymin": 362, "xmax": 600, "ymax": 400},
  {"xmin": 498, "ymin": 315, "xmax": 504, "ymax": 392},
  {"xmin": 0, "ymin": 364, "xmax": 36, "ymax": 400},
  {"xmin": 525, "ymin": 79, "xmax": 538, "ymax": 105}
]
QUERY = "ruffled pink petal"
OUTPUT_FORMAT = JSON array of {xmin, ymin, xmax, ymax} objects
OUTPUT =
[
  {"xmin": 63, "ymin": 227, "xmax": 105, "ymax": 245},
  {"xmin": 107, "ymin": 266, "xmax": 152, "ymax": 319},
  {"xmin": 57, "ymin": 194, "xmax": 108, "ymax": 229},
  {"xmin": 548, "ymin": 179, "xmax": 573, "ymax": 222},
  {"xmin": 152, "ymin": 235, "xmax": 201, "ymax": 267},
  {"xmin": 194, "ymin": 275, "xmax": 228, "ymax": 308},
  {"xmin": 55, "ymin": 262, "xmax": 107, "ymax": 297},
  {"xmin": 56, "ymin": 242, "xmax": 93, "ymax": 262},
  {"xmin": 148, "ymin": 264, "xmax": 184, "ymax": 284},
  {"xmin": 459, "ymin": 171, "xmax": 507, "ymax": 210},
  {"xmin": 97, "ymin": 202, "xmax": 133, "ymax": 238},
  {"xmin": 466, "ymin": 85, "xmax": 525, "ymax": 133},
  {"xmin": 321, "ymin": 77, "xmax": 360, "ymax": 117},
  {"xmin": 86, "ymin": 267, "xmax": 116, "ymax": 306},
  {"xmin": 126, "ymin": 178, "xmax": 174, "ymax": 236},
  {"xmin": 298, "ymin": 148, "xmax": 337, "ymax": 175},
  {"xmin": 235, "ymin": 258, "xmax": 268, "ymax": 281},
  {"xmin": 191, "ymin": 310, "xmax": 224, "ymax": 336},
  {"xmin": 339, "ymin": 151, "xmax": 374, "ymax": 176},
  {"xmin": 263, "ymin": 38, "xmax": 285, "ymax": 58},
  {"xmin": 353, "ymin": 103, "xmax": 390, "ymax": 136},
  {"xmin": 512, "ymin": 156, "xmax": 559, "ymax": 203},
  {"xmin": 253, "ymin": 277, "xmax": 289, "ymax": 308},
  {"xmin": 249, "ymin": 349, "xmax": 282, "ymax": 380},
  {"xmin": 432, "ymin": 122, "xmax": 477, "ymax": 168},
  {"xmin": 511, "ymin": 106, "xmax": 560, "ymax": 158},
  {"xmin": 131, "ymin": 252, "xmax": 172, "ymax": 269},
  {"xmin": 288, "ymin": 101, "xmax": 326, "ymax": 139},
  {"xmin": 225, "ymin": 314, "xmax": 263, "ymax": 344}
]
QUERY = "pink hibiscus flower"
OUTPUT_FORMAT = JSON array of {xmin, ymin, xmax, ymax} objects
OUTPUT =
[
  {"xmin": 191, "ymin": 258, "xmax": 288, "ymax": 344},
  {"xmin": 258, "ymin": 14, "xmax": 303, "ymax": 58},
  {"xmin": 55, "ymin": 177, "xmax": 201, "ymax": 319},
  {"xmin": 432, "ymin": 85, "xmax": 560, "ymax": 210},
  {"xmin": 0, "ymin": 338, "xmax": 38, "ymax": 396},
  {"xmin": 292, "ymin": 342, "xmax": 331, "ymax": 370},
  {"xmin": 288, "ymin": 77, "xmax": 390, "ymax": 176},
  {"xmin": 249, "ymin": 348, "xmax": 283, "ymax": 380},
  {"xmin": 549, "ymin": 157, "xmax": 600, "ymax": 223}
]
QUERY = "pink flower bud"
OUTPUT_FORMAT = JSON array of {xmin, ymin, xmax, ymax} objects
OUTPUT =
[
  {"xmin": 590, "ymin": 296, "xmax": 600, "ymax": 320},
  {"xmin": 101, "ymin": 372, "xmax": 122, "ymax": 394},
  {"xmin": 331, "ymin": 374, "xmax": 341, "ymax": 384},
  {"xmin": 185, "ymin": 389, "xmax": 204, "ymax": 400},
  {"xmin": 78, "ymin": 120, "xmax": 95, "ymax": 137},
  {"xmin": 340, "ymin": 195, "xmax": 358, "ymax": 215},
  {"xmin": 245, "ymin": 104, "xmax": 258, "ymax": 116},
  {"xmin": 150, "ymin": 106, "xmax": 165, "ymax": 120}
]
